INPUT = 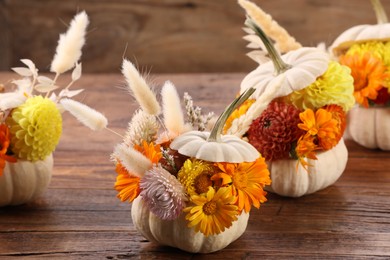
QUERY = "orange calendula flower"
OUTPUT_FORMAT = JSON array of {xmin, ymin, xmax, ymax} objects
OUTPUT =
[
  {"xmin": 295, "ymin": 134, "xmax": 318, "ymax": 170},
  {"xmin": 134, "ymin": 140, "xmax": 162, "ymax": 164},
  {"xmin": 298, "ymin": 108, "xmax": 339, "ymax": 151},
  {"xmin": 114, "ymin": 162, "xmax": 141, "ymax": 203},
  {"xmin": 212, "ymin": 157, "xmax": 271, "ymax": 213},
  {"xmin": 224, "ymin": 99, "xmax": 255, "ymax": 133},
  {"xmin": 339, "ymin": 52, "xmax": 388, "ymax": 107},
  {"xmin": 323, "ymin": 104, "xmax": 346, "ymax": 142},
  {"xmin": 0, "ymin": 124, "xmax": 17, "ymax": 176},
  {"xmin": 134, "ymin": 141, "xmax": 162, "ymax": 164},
  {"xmin": 184, "ymin": 187, "xmax": 238, "ymax": 236}
]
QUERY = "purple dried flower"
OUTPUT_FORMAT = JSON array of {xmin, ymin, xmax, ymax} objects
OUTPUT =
[{"xmin": 140, "ymin": 166, "xmax": 187, "ymax": 220}]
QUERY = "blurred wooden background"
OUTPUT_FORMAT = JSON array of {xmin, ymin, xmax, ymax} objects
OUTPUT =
[{"xmin": 0, "ymin": 0, "xmax": 389, "ymax": 73}]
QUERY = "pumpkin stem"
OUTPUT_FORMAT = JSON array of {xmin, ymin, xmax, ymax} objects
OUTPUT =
[
  {"xmin": 208, "ymin": 87, "xmax": 255, "ymax": 142},
  {"xmin": 245, "ymin": 18, "xmax": 292, "ymax": 74},
  {"xmin": 371, "ymin": 0, "xmax": 388, "ymax": 24}
]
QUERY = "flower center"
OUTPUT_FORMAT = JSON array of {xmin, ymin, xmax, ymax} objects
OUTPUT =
[
  {"xmin": 203, "ymin": 201, "xmax": 217, "ymax": 215},
  {"xmin": 263, "ymin": 119, "xmax": 271, "ymax": 128},
  {"xmin": 194, "ymin": 173, "xmax": 212, "ymax": 194},
  {"xmin": 233, "ymin": 172, "xmax": 247, "ymax": 189}
]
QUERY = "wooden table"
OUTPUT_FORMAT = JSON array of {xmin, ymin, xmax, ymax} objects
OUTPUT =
[{"xmin": 1, "ymin": 72, "xmax": 389, "ymax": 259}]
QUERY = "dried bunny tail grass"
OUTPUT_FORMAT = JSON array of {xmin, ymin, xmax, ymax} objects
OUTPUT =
[
  {"xmin": 0, "ymin": 92, "xmax": 27, "ymax": 111},
  {"xmin": 121, "ymin": 59, "xmax": 161, "ymax": 116},
  {"xmin": 51, "ymin": 11, "xmax": 89, "ymax": 74},
  {"xmin": 60, "ymin": 98, "xmax": 108, "ymax": 131},
  {"xmin": 124, "ymin": 109, "xmax": 160, "ymax": 146},
  {"xmin": 238, "ymin": 0, "xmax": 301, "ymax": 53},
  {"xmin": 112, "ymin": 143, "xmax": 151, "ymax": 178},
  {"xmin": 161, "ymin": 81, "xmax": 185, "ymax": 136}
]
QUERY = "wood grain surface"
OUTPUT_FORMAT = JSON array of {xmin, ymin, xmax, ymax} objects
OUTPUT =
[
  {"xmin": 0, "ymin": 72, "xmax": 389, "ymax": 259},
  {"xmin": 1, "ymin": 0, "xmax": 390, "ymax": 73}
]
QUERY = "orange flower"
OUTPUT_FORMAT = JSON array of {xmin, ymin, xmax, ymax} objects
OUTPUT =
[
  {"xmin": 298, "ymin": 108, "xmax": 339, "ymax": 151},
  {"xmin": 295, "ymin": 134, "xmax": 318, "ymax": 170},
  {"xmin": 212, "ymin": 157, "xmax": 271, "ymax": 213},
  {"xmin": 323, "ymin": 104, "xmax": 346, "ymax": 142},
  {"xmin": 0, "ymin": 124, "xmax": 17, "ymax": 176},
  {"xmin": 224, "ymin": 99, "xmax": 255, "ymax": 133},
  {"xmin": 114, "ymin": 162, "xmax": 141, "ymax": 203},
  {"xmin": 339, "ymin": 52, "xmax": 388, "ymax": 107},
  {"xmin": 114, "ymin": 141, "xmax": 161, "ymax": 203},
  {"xmin": 134, "ymin": 141, "xmax": 162, "ymax": 164}
]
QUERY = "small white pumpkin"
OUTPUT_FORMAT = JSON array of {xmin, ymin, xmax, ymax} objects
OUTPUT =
[
  {"xmin": 131, "ymin": 196, "xmax": 249, "ymax": 253},
  {"xmin": 227, "ymin": 10, "xmax": 352, "ymax": 197},
  {"xmin": 240, "ymin": 47, "xmax": 329, "ymax": 100},
  {"xmin": 170, "ymin": 88, "xmax": 260, "ymax": 163},
  {"xmin": 330, "ymin": 0, "xmax": 390, "ymax": 57},
  {"xmin": 347, "ymin": 106, "xmax": 390, "ymax": 149},
  {"xmin": 170, "ymin": 130, "xmax": 259, "ymax": 163},
  {"xmin": 266, "ymin": 139, "xmax": 348, "ymax": 197},
  {"xmin": 0, "ymin": 154, "xmax": 53, "ymax": 206},
  {"xmin": 330, "ymin": 0, "xmax": 390, "ymax": 150}
]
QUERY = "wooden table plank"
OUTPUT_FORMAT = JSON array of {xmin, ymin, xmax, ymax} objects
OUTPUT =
[{"xmin": 0, "ymin": 72, "xmax": 390, "ymax": 258}]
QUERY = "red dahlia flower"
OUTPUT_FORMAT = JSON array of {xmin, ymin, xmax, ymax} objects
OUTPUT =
[{"xmin": 247, "ymin": 101, "xmax": 304, "ymax": 161}]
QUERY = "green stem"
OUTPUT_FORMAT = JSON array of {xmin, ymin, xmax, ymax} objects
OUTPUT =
[
  {"xmin": 245, "ymin": 18, "xmax": 291, "ymax": 74},
  {"xmin": 208, "ymin": 87, "xmax": 255, "ymax": 142},
  {"xmin": 371, "ymin": 0, "xmax": 388, "ymax": 24}
]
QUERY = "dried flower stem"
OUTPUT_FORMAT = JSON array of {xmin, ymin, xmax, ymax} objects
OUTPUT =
[
  {"xmin": 105, "ymin": 127, "xmax": 124, "ymax": 139},
  {"xmin": 371, "ymin": 0, "xmax": 388, "ymax": 24}
]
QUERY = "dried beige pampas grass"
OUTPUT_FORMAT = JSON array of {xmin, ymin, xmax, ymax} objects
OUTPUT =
[
  {"xmin": 60, "ymin": 98, "xmax": 108, "ymax": 131},
  {"xmin": 112, "ymin": 143, "xmax": 152, "ymax": 178},
  {"xmin": 51, "ymin": 11, "xmax": 89, "ymax": 74},
  {"xmin": 121, "ymin": 59, "xmax": 161, "ymax": 116},
  {"xmin": 238, "ymin": 0, "xmax": 301, "ymax": 53},
  {"xmin": 161, "ymin": 81, "xmax": 185, "ymax": 136}
]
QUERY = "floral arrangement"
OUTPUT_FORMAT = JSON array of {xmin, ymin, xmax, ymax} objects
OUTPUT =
[
  {"xmin": 328, "ymin": 0, "xmax": 390, "ymax": 151},
  {"xmin": 224, "ymin": 0, "xmax": 355, "ymax": 169},
  {"xmin": 111, "ymin": 59, "xmax": 271, "ymax": 237},
  {"xmin": 337, "ymin": 23, "xmax": 390, "ymax": 107},
  {"xmin": 0, "ymin": 11, "xmax": 107, "ymax": 176}
]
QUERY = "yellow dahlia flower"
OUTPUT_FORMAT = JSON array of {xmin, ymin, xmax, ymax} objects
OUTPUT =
[
  {"xmin": 7, "ymin": 96, "xmax": 62, "ymax": 161},
  {"xmin": 285, "ymin": 61, "xmax": 355, "ymax": 111}
]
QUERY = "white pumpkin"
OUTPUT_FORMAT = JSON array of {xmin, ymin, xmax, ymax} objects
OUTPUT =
[
  {"xmin": 240, "ymin": 47, "xmax": 329, "ymax": 100},
  {"xmin": 131, "ymin": 196, "xmax": 249, "ymax": 253},
  {"xmin": 330, "ymin": 0, "xmax": 390, "ymax": 150},
  {"xmin": 170, "ymin": 87, "xmax": 260, "ymax": 163},
  {"xmin": 170, "ymin": 131, "xmax": 259, "ymax": 163},
  {"xmin": 330, "ymin": 24, "xmax": 390, "ymax": 57},
  {"xmin": 346, "ymin": 106, "xmax": 390, "ymax": 150},
  {"xmin": 0, "ymin": 154, "xmax": 53, "ymax": 206},
  {"xmin": 330, "ymin": 0, "xmax": 390, "ymax": 56},
  {"xmin": 266, "ymin": 139, "xmax": 348, "ymax": 197}
]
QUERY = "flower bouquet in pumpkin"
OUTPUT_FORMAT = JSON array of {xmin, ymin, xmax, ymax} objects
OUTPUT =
[
  {"xmin": 0, "ymin": 12, "xmax": 107, "ymax": 207},
  {"xmin": 223, "ymin": 0, "xmax": 355, "ymax": 198},
  {"xmin": 330, "ymin": 0, "xmax": 390, "ymax": 150},
  {"xmin": 111, "ymin": 60, "xmax": 271, "ymax": 253}
]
